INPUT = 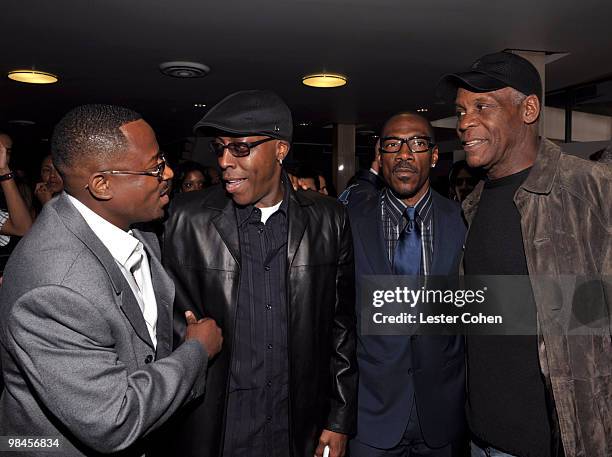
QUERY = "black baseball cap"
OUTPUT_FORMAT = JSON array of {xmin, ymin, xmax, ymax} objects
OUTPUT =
[
  {"xmin": 194, "ymin": 89, "xmax": 293, "ymax": 142},
  {"xmin": 437, "ymin": 51, "xmax": 542, "ymax": 102}
]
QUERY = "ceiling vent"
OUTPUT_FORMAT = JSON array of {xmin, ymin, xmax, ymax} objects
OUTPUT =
[{"xmin": 159, "ymin": 61, "xmax": 210, "ymax": 78}]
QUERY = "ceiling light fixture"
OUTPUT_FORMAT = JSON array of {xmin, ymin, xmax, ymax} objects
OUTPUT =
[
  {"xmin": 417, "ymin": 108, "xmax": 428, "ymax": 113},
  {"xmin": 8, "ymin": 69, "xmax": 58, "ymax": 84},
  {"xmin": 302, "ymin": 73, "xmax": 347, "ymax": 88},
  {"xmin": 194, "ymin": 103, "xmax": 207, "ymax": 108}
]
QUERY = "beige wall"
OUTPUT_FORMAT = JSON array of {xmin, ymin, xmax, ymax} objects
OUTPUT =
[{"xmin": 543, "ymin": 107, "xmax": 612, "ymax": 141}]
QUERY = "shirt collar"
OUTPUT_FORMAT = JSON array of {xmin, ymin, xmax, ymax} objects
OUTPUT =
[
  {"xmin": 235, "ymin": 177, "xmax": 290, "ymax": 227},
  {"xmin": 384, "ymin": 186, "xmax": 432, "ymax": 225},
  {"xmin": 66, "ymin": 192, "xmax": 141, "ymax": 267}
]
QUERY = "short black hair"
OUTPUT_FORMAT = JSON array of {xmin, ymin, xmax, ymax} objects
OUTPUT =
[
  {"xmin": 295, "ymin": 165, "xmax": 320, "ymax": 190},
  {"xmin": 175, "ymin": 160, "xmax": 211, "ymax": 189},
  {"xmin": 51, "ymin": 104, "xmax": 142, "ymax": 173},
  {"xmin": 381, "ymin": 112, "xmax": 436, "ymax": 144}
]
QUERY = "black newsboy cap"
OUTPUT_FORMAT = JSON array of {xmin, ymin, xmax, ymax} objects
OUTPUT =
[
  {"xmin": 437, "ymin": 51, "xmax": 542, "ymax": 102},
  {"xmin": 194, "ymin": 89, "xmax": 293, "ymax": 142}
]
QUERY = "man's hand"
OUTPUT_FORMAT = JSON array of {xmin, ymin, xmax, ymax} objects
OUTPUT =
[
  {"xmin": 315, "ymin": 429, "xmax": 348, "ymax": 457},
  {"xmin": 184, "ymin": 311, "xmax": 223, "ymax": 358},
  {"xmin": 35, "ymin": 182, "xmax": 54, "ymax": 205}
]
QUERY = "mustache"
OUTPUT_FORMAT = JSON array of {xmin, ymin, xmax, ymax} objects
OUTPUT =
[{"xmin": 392, "ymin": 160, "xmax": 417, "ymax": 173}]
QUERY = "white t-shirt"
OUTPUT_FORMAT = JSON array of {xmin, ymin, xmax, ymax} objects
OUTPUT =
[{"xmin": 259, "ymin": 200, "xmax": 283, "ymax": 224}]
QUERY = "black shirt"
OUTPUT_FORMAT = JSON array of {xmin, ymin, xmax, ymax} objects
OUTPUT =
[
  {"xmin": 222, "ymin": 189, "xmax": 290, "ymax": 457},
  {"xmin": 464, "ymin": 168, "xmax": 552, "ymax": 457}
]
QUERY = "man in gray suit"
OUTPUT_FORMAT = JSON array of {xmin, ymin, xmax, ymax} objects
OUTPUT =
[{"xmin": 0, "ymin": 104, "xmax": 222, "ymax": 456}]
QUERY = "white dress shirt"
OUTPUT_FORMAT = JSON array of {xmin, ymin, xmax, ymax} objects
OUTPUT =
[{"xmin": 67, "ymin": 193, "xmax": 158, "ymax": 348}]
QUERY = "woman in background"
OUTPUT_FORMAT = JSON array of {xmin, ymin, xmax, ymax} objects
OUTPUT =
[
  {"xmin": 175, "ymin": 161, "xmax": 210, "ymax": 193},
  {"xmin": 34, "ymin": 154, "xmax": 64, "ymax": 207}
]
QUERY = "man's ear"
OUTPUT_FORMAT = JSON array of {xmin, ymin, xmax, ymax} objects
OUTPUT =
[
  {"xmin": 276, "ymin": 141, "xmax": 290, "ymax": 162},
  {"xmin": 523, "ymin": 95, "xmax": 541, "ymax": 125},
  {"xmin": 87, "ymin": 173, "xmax": 113, "ymax": 201},
  {"xmin": 431, "ymin": 145, "xmax": 439, "ymax": 168}
]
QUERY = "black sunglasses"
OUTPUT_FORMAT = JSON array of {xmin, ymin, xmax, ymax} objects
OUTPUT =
[{"xmin": 209, "ymin": 137, "xmax": 275, "ymax": 158}]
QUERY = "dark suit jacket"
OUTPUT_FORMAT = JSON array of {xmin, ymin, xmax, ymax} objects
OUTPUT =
[
  {"xmin": 0, "ymin": 194, "xmax": 208, "ymax": 456},
  {"xmin": 162, "ymin": 185, "xmax": 357, "ymax": 457},
  {"xmin": 346, "ymin": 189, "xmax": 466, "ymax": 449}
]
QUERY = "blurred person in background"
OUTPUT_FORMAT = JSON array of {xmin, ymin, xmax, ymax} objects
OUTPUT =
[
  {"xmin": 295, "ymin": 165, "xmax": 320, "ymax": 192},
  {"xmin": 317, "ymin": 173, "xmax": 336, "ymax": 197},
  {"xmin": 0, "ymin": 132, "xmax": 34, "ymax": 275},
  {"xmin": 448, "ymin": 160, "xmax": 482, "ymax": 203},
  {"xmin": 34, "ymin": 154, "xmax": 65, "ymax": 207},
  {"xmin": 204, "ymin": 165, "xmax": 221, "ymax": 185},
  {"xmin": 589, "ymin": 141, "xmax": 612, "ymax": 164},
  {"xmin": 175, "ymin": 161, "xmax": 210, "ymax": 193}
]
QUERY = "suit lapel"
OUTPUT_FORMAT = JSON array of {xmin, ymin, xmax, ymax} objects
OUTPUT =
[
  {"xmin": 287, "ymin": 192, "xmax": 309, "ymax": 268},
  {"xmin": 119, "ymin": 289, "xmax": 155, "ymax": 350},
  {"xmin": 431, "ymin": 193, "xmax": 450, "ymax": 276},
  {"xmin": 54, "ymin": 194, "xmax": 155, "ymax": 350},
  {"xmin": 133, "ymin": 230, "xmax": 174, "ymax": 358},
  {"xmin": 354, "ymin": 196, "xmax": 392, "ymax": 274}
]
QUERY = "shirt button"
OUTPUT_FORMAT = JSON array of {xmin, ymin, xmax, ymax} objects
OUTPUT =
[
  {"xmin": 264, "ymin": 265, "xmax": 271, "ymax": 271},
  {"xmin": 267, "ymin": 344, "xmax": 273, "ymax": 350},
  {"xmin": 144, "ymin": 355, "xmax": 153, "ymax": 364},
  {"xmin": 258, "ymin": 228, "xmax": 264, "ymax": 234},
  {"xmin": 266, "ymin": 304, "xmax": 272, "ymax": 310},
  {"xmin": 266, "ymin": 416, "xmax": 272, "ymax": 422},
  {"xmin": 266, "ymin": 380, "xmax": 272, "ymax": 387}
]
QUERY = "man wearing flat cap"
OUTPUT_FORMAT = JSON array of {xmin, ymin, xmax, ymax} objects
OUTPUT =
[
  {"xmin": 163, "ymin": 90, "xmax": 357, "ymax": 457},
  {"xmin": 438, "ymin": 52, "xmax": 611, "ymax": 457}
]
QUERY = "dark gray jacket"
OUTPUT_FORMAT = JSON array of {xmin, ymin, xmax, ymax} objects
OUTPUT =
[{"xmin": 462, "ymin": 139, "xmax": 612, "ymax": 457}]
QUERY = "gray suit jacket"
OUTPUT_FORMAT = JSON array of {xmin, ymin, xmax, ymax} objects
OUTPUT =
[{"xmin": 0, "ymin": 193, "xmax": 208, "ymax": 456}]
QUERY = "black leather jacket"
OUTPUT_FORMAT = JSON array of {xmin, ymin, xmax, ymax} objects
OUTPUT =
[{"xmin": 162, "ymin": 185, "xmax": 357, "ymax": 457}]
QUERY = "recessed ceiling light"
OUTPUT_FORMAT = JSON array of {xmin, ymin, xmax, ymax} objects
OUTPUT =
[
  {"xmin": 8, "ymin": 69, "xmax": 58, "ymax": 84},
  {"xmin": 194, "ymin": 103, "xmax": 207, "ymax": 108},
  {"xmin": 298, "ymin": 121, "xmax": 312, "ymax": 127},
  {"xmin": 417, "ymin": 108, "xmax": 428, "ymax": 113},
  {"xmin": 302, "ymin": 73, "xmax": 347, "ymax": 88},
  {"xmin": 159, "ymin": 61, "xmax": 210, "ymax": 78}
]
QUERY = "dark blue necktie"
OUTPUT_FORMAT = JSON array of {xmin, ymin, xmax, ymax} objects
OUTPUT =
[{"xmin": 393, "ymin": 207, "xmax": 421, "ymax": 275}]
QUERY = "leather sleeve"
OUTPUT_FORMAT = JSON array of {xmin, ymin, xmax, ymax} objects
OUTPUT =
[{"xmin": 325, "ymin": 207, "xmax": 358, "ymax": 435}]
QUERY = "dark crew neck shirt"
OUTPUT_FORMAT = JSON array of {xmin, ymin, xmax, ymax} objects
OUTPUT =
[{"xmin": 464, "ymin": 167, "xmax": 552, "ymax": 457}]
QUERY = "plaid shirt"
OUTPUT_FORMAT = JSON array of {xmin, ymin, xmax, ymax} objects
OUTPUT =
[
  {"xmin": 0, "ymin": 209, "xmax": 9, "ymax": 247},
  {"xmin": 381, "ymin": 187, "xmax": 434, "ymax": 274}
]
